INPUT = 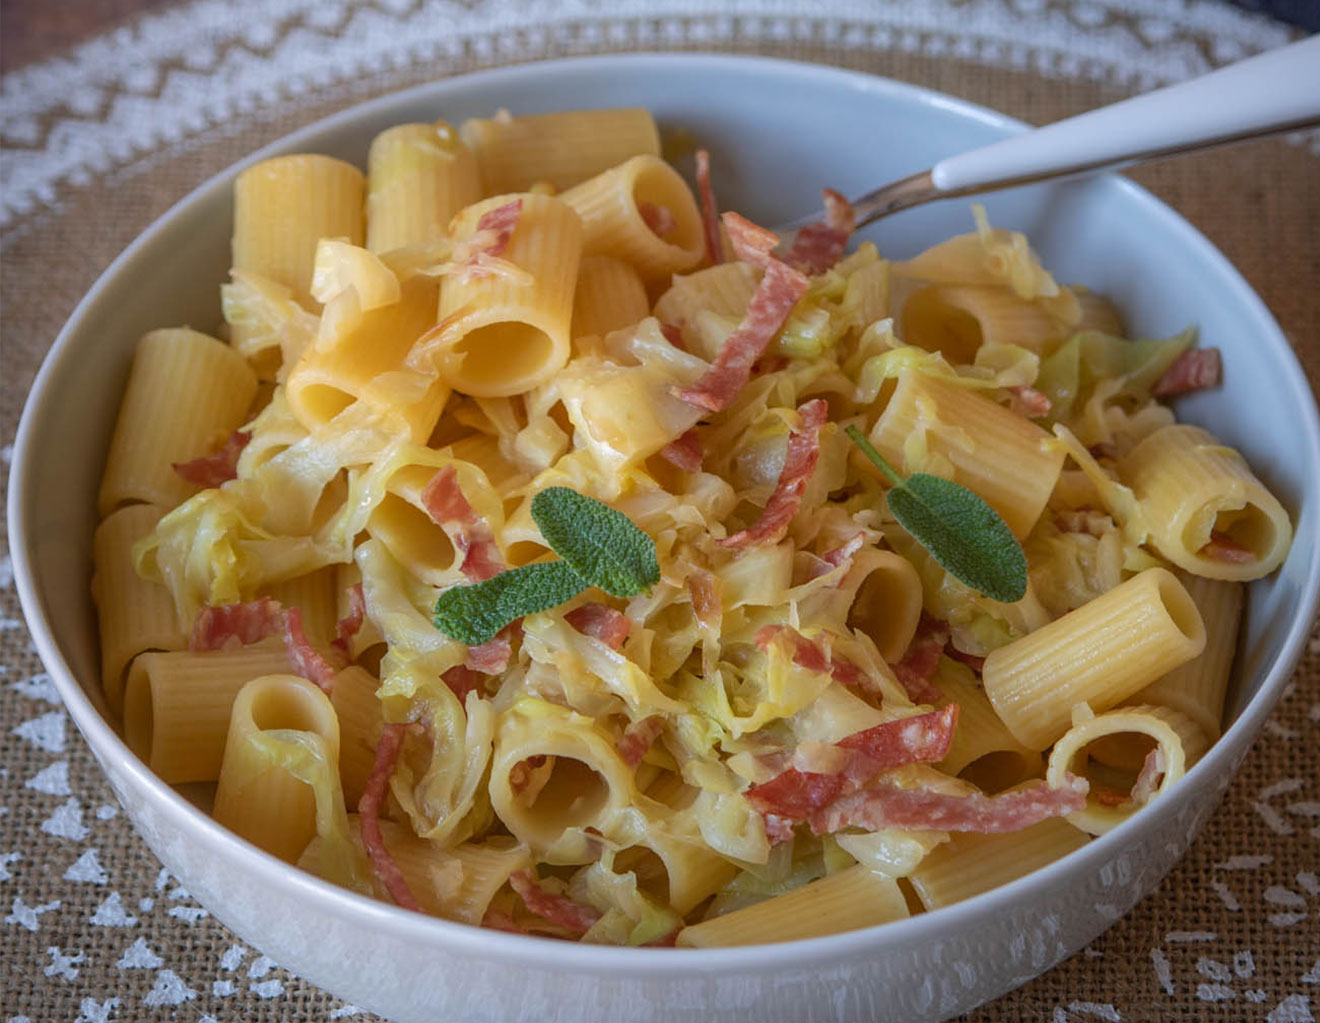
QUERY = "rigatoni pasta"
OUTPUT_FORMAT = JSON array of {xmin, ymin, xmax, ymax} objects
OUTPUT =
[{"xmin": 92, "ymin": 105, "xmax": 1294, "ymax": 948}]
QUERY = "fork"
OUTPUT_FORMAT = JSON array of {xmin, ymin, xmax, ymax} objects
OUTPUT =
[{"xmin": 776, "ymin": 35, "xmax": 1320, "ymax": 232}]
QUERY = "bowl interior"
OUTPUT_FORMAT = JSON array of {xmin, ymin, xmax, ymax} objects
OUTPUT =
[{"xmin": 10, "ymin": 51, "xmax": 1320, "ymax": 957}]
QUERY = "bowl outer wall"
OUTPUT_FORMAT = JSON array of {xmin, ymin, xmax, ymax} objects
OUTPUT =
[{"xmin": 9, "ymin": 53, "xmax": 1320, "ymax": 1023}]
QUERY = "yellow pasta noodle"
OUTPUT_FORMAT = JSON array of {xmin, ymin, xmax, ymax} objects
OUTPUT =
[
  {"xmin": 933, "ymin": 659, "xmax": 1042, "ymax": 793},
  {"xmin": 867, "ymin": 370, "xmax": 1065, "ymax": 538},
  {"xmin": 424, "ymin": 192, "xmax": 582, "ymax": 397},
  {"xmin": 264, "ymin": 565, "xmax": 339, "ymax": 647},
  {"xmin": 842, "ymin": 548, "xmax": 924, "ymax": 663},
  {"xmin": 908, "ymin": 816, "xmax": 1089, "ymax": 910},
  {"xmin": 571, "ymin": 255, "xmax": 650, "ymax": 341},
  {"xmin": 123, "ymin": 638, "xmax": 319, "ymax": 784},
  {"xmin": 213, "ymin": 673, "xmax": 341, "ymax": 862},
  {"xmin": 366, "ymin": 121, "xmax": 481, "ymax": 253},
  {"xmin": 92, "ymin": 504, "xmax": 186, "ymax": 715},
  {"xmin": 98, "ymin": 328, "xmax": 258, "ymax": 516},
  {"xmin": 1045, "ymin": 703, "xmax": 1200, "ymax": 835},
  {"xmin": 232, "ymin": 154, "xmax": 366, "ymax": 307},
  {"xmin": 676, "ymin": 865, "xmax": 909, "ymax": 947},
  {"xmin": 461, "ymin": 108, "xmax": 660, "ymax": 195},
  {"xmin": 983, "ymin": 568, "xmax": 1206, "ymax": 750},
  {"xmin": 558, "ymin": 155, "xmax": 705, "ymax": 282},
  {"xmin": 900, "ymin": 284, "xmax": 1066, "ymax": 363},
  {"xmin": 330, "ymin": 665, "xmax": 383, "ymax": 809},
  {"xmin": 1119, "ymin": 424, "xmax": 1293, "ymax": 580},
  {"xmin": 488, "ymin": 699, "xmax": 638, "ymax": 856}
]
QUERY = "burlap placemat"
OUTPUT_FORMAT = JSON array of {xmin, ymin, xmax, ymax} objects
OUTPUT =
[{"xmin": 2, "ymin": 3, "xmax": 1317, "ymax": 1020}]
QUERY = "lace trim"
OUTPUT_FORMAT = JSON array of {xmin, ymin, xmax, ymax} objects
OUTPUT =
[{"xmin": 0, "ymin": 0, "xmax": 1307, "ymax": 228}]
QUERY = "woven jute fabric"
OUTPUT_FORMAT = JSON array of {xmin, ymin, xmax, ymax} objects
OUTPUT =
[{"xmin": 2, "ymin": 3, "xmax": 1317, "ymax": 1020}]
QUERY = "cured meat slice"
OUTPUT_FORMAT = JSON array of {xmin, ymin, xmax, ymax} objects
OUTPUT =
[
  {"xmin": 891, "ymin": 613, "xmax": 949, "ymax": 704},
  {"xmin": 659, "ymin": 428, "xmax": 703, "ymax": 472},
  {"xmin": 615, "ymin": 715, "xmax": 665, "ymax": 768},
  {"xmin": 1006, "ymin": 385, "xmax": 1052, "ymax": 418},
  {"xmin": 1152, "ymin": 348, "xmax": 1221, "ymax": 397},
  {"xmin": 421, "ymin": 465, "xmax": 504, "ymax": 582},
  {"xmin": 509, "ymin": 870, "xmax": 602, "ymax": 936},
  {"xmin": 284, "ymin": 606, "xmax": 340, "ymax": 693},
  {"xmin": 671, "ymin": 213, "xmax": 809, "ymax": 413},
  {"xmin": 331, "ymin": 582, "xmax": 367, "ymax": 659},
  {"xmin": 1200, "ymin": 530, "xmax": 1255, "ymax": 564},
  {"xmin": 441, "ymin": 664, "xmax": 485, "ymax": 702},
  {"xmin": 694, "ymin": 149, "xmax": 723, "ymax": 265},
  {"xmin": 637, "ymin": 201, "xmax": 677, "ymax": 238},
  {"xmin": 754, "ymin": 624, "xmax": 870, "ymax": 691},
  {"xmin": 189, "ymin": 597, "xmax": 285, "ymax": 652},
  {"xmin": 172, "ymin": 430, "xmax": 250, "ymax": 488},
  {"xmin": 783, "ymin": 189, "xmax": 856, "ymax": 275},
  {"xmin": 809, "ymin": 775, "xmax": 1089, "ymax": 835},
  {"xmin": 745, "ymin": 705, "xmax": 960, "ymax": 822},
  {"xmin": 718, "ymin": 399, "xmax": 827, "ymax": 548},
  {"xmin": 358, "ymin": 722, "xmax": 423, "ymax": 911},
  {"xmin": 564, "ymin": 603, "xmax": 630, "ymax": 650}
]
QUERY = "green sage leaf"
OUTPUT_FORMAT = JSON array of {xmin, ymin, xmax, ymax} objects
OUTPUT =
[{"xmin": 531, "ymin": 487, "xmax": 660, "ymax": 598}]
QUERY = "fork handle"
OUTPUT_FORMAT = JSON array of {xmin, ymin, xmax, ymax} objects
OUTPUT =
[{"xmin": 851, "ymin": 36, "xmax": 1320, "ymax": 228}]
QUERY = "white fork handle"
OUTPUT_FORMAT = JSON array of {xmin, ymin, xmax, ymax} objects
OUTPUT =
[{"xmin": 931, "ymin": 35, "xmax": 1320, "ymax": 192}]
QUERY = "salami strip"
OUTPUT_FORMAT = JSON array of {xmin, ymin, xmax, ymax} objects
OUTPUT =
[
  {"xmin": 754, "ymin": 624, "xmax": 871, "ymax": 691},
  {"xmin": 1201, "ymin": 530, "xmax": 1256, "ymax": 564},
  {"xmin": 718, "ymin": 399, "xmax": 827, "ymax": 548},
  {"xmin": 746, "ymin": 706, "xmax": 960, "ymax": 822},
  {"xmin": 565, "ymin": 603, "xmax": 630, "ymax": 650},
  {"xmin": 659, "ymin": 428, "xmax": 703, "ymax": 472},
  {"xmin": 1131, "ymin": 748, "xmax": 1167, "ymax": 807},
  {"xmin": 694, "ymin": 149, "xmax": 723, "ymax": 265},
  {"xmin": 441, "ymin": 664, "xmax": 485, "ymax": 702},
  {"xmin": 283, "ymin": 606, "xmax": 340, "ymax": 693},
  {"xmin": 358, "ymin": 722, "xmax": 423, "ymax": 911},
  {"xmin": 837, "ymin": 704, "xmax": 960, "ymax": 767},
  {"xmin": 1152, "ymin": 348, "xmax": 1221, "ymax": 397},
  {"xmin": 421, "ymin": 465, "xmax": 505, "ymax": 583},
  {"xmin": 331, "ymin": 582, "xmax": 367, "ymax": 659},
  {"xmin": 809, "ymin": 775, "xmax": 1089, "ymax": 835},
  {"xmin": 189, "ymin": 597, "xmax": 285, "ymax": 652},
  {"xmin": 465, "ymin": 624, "xmax": 515, "ymax": 674},
  {"xmin": 746, "ymin": 769, "xmax": 845, "ymax": 821},
  {"xmin": 1006, "ymin": 385, "xmax": 1052, "ymax": 418},
  {"xmin": 509, "ymin": 870, "xmax": 602, "ymax": 936},
  {"xmin": 172, "ymin": 430, "xmax": 250, "ymax": 488},
  {"xmin": 892, "ymin": 613, "xmax": 949, "ymax": 704},
  {"xmin": 455, "ymin": 198, "xmax": 523, "ymax": 282},
  {"xmin": 783, "ymin": 189, "xmax": 856, "ymax": 275},
  {"xmin": 822, "ymin": 532, "xmax": 866, "ymax": 570},
  {"xmin": 637, "ymin": 200, "xmax": 677, "ymax": 239},
  {"xmin": 658, "ymin": 322, "xmax": 688, "ymax": 351},
  {"xmin": 672, "ymin": 213, "xmax": 809, "ymax": 413},
  {"xmin": 615, "ymin": 715, "xmax": 665, "ymax": 768}
]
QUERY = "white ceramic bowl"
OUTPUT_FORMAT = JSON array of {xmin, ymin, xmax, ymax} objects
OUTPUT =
[{"xmin": 10, "ymin": 54, "xmax": 1320, "ymax": 1023}]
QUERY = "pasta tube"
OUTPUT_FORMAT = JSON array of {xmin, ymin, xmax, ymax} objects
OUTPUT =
[
  {"xmin": 558, "ymin": 155, "xmax": 705, "ymax": 282},
  {"xmin": 908, "ymin": 817, "xmax": 1089, "ymax": 910},
  {"xmin": 366, "ymin": 121, "xmax": 481, "ymax": 253},
  {"xmin": 232, "ymin": 154, "xmax": 366, "ymax": 307},
  {"xmin": 983, "ymin": 568, "xmax": 1206, "ymax": 750},
  {"xmin": 98, "ymin": 328, "xmax": 257, "ymax": 516},
  {"xmin": 461, "ymin": 108, "xmax": 660, "ymax": 194},
  {"xmin": 1119, "ymin": 424, "xmax": 1293, "ymax": 580},
  {"xmin": 676, "ymin": 866, "xmax": 909, "ymax": 947},
  {"xmin": 1045, "ymin": 703, "xmax": 1200, "ymax": 835},
  {"xmin": 867, "ymin": 370, "xmax": 1065, "ymax": 538},
  {"xmin": 213, "ymin": 674, "xmax": 341, "ymax": 862},
  {"xmin": 92, "ymin": 504, "xmax": 186, "ymax": 715},
  {"xmin": 571, "ymin": 256, "xmax": 650, "ymax": 341},
  {"xmin": 426, "ymin": 193, "xmax": 581, "ymax": 397}
]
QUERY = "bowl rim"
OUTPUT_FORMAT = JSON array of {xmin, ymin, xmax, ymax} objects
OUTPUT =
[{"xmin": 9, "ymin": 50, "xmax": 1320, "ymax": 974}]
